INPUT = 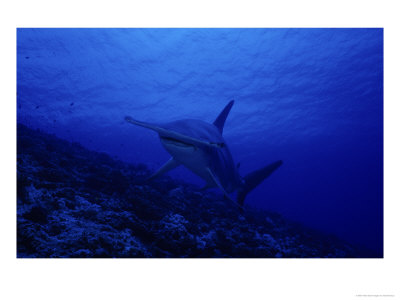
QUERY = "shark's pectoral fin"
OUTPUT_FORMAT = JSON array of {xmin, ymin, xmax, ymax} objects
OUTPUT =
[
  {"xmin": 206, "ymin": 167, "xmax": 234, "ymax": 203},
  {"xmin": 147, "ymin": 157, "xmax": 180, "ymax": 181}
]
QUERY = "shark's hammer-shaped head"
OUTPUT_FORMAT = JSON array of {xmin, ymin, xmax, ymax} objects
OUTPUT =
[
  {"xmin": 124, "ymin": 116, "xmax": 225, "ymax": 150},
  {"xmin": 124, "ymin": 116, "xmax": 225, "ymax": 176}
]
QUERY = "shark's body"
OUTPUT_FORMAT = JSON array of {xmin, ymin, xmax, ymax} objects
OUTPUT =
[{"xmin": 125, "ymin": 100, "xmax": 282, "ymax": 207}]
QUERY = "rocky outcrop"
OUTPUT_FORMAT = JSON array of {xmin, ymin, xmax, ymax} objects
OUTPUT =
[{"xmin": 17, "ymin": 123, "xmax": 370, "ymax": 258}]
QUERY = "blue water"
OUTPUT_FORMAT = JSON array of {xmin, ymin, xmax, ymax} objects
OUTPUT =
[{"xmin": 17, "ymin": 28, "xmax": 383, "ymax": 256}]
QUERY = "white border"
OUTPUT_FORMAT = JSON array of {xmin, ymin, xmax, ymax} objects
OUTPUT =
[{"xmin": 1, "ymin": 1, "xmax": 399, "ymax": 299}]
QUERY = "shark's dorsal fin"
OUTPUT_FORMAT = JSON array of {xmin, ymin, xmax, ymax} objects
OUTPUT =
[
  {"xmin": 147, "ymin": 157, "xmax": 180, "ymax": 181},
  {"xmin": 213, "ymin": 100, "xmax": 234, "ymax": 134}
]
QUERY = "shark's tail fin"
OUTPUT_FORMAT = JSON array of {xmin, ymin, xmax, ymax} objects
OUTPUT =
[{"xmin": 237, "ymin": 160, "xmax": 283, "ymax": 207}]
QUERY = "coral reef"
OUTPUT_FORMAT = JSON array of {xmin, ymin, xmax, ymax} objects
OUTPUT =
[{"xmin": 17, "ymin": 123, "xmax": 370, "ymax": 258}]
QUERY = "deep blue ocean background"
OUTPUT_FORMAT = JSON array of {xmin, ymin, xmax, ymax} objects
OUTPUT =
[{"xmin": 17, "ymin": 28, "xmax": 383, "ymax": 256}]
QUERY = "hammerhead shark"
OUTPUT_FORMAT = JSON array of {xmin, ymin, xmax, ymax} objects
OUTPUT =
[{"xmin": 125, "ymin": 100, "xmax": 282, "ymax": 208}]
